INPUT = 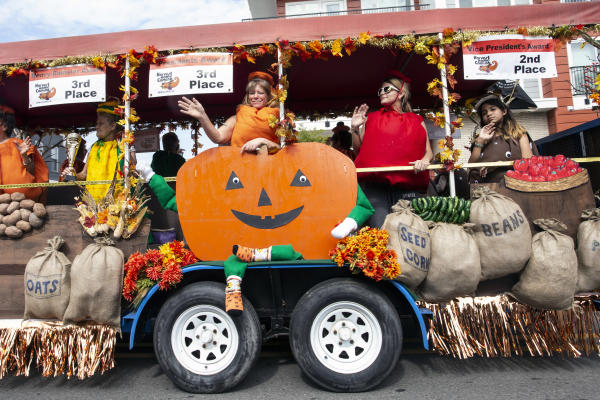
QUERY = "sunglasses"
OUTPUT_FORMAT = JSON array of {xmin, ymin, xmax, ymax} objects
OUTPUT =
[{"xmin": 377, "ymin": 85, "xmax": 399, "ymax": 96}]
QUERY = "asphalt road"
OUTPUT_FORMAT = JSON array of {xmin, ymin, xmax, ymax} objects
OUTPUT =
[{"xmin": 1, "ymin": 340, "xmax": 600, "ymax": 400}]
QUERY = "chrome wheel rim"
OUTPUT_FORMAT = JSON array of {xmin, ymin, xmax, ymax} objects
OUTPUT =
[
  {"xmin": 310, "ymin": 301, "xmax": 382, "ymax": 374},
  {"xmin": 171, "ymin": 305, "xmax": 239, "ymax": 375}
]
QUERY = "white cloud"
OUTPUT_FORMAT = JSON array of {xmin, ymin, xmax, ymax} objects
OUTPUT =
[{"xmin": 0, "ymin": 0, "xmax": 252, "ymax": 43}]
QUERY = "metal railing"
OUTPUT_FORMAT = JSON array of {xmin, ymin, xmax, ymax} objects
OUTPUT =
[
  {"xmin": 570, "ymin": 64, "xmax": 600, "ymax": 96},
  {"xmin": 242, "ymin": 5, "xmax": 431, "ymax": 22}
]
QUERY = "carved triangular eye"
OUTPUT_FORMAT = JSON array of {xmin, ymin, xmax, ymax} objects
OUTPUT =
[
  {"xmin": 225, "ymin": 171, "xmax": 244, "ymax": 190},
  {"xmin": 290, "ymin": 169, "xmax": 311, "ymax": 187}
]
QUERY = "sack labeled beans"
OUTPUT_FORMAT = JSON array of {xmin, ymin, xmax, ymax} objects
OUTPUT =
[
  {"xmin": 576, "ymin": 208, "xmax": 600, "ymax": 292},
  {"xmin": 383, "ymin": 200, "xmax": 430, "ymax": 288},
  {"xmin": 63, "ymin": 237, "xmax": 124, "ymax": 328},
  {"xmin": 23, "ymin": 236, "xmax": 71, "ymax": 320},
  {"xmin": 419, "ymin": 223, "xmax": 481, "ymax": 302},
  {"xmin": 470, "ymin": 186, "xmax": 531, "ymax": 281},
  {"xmin": 511, "ymin": 219, "xmax": 577, "ymax": 310}
]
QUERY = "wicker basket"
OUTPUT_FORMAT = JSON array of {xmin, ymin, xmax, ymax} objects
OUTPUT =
[{"xmin": 505, "ymin": 169, "xmax": 589, "ymax": 192}]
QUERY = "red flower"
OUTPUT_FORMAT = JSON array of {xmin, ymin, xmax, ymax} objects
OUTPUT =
[{"xmin": 83, "ymin": 215, "xmax": 96, "ymax": 228}]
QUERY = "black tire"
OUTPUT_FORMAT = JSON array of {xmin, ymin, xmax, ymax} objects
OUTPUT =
[
  {"xmin": 153, "ymin": 281, "xmax": 261, "ymax": 393},
  {"xmin": 289, "ymin": 278, "xmax": 402, "ymax": 392}
]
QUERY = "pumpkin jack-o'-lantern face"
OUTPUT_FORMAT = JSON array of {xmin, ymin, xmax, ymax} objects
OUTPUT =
[
  {"xmin": 227, "ymin": 169, "xmax": 310, "ymax": 229},
  {"xmin": 176, "ymin": 143, "xmax": 357, "ymax": 261}
]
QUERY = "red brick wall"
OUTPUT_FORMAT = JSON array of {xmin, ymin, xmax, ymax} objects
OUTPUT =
[{"xmin": 542, "ymin": 45, "xmax": 598, "ymax": 134}]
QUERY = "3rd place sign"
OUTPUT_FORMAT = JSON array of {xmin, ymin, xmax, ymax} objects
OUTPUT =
[{"xmin": 28, "ymin": 64, "xmax": 106, "ymax": 108}]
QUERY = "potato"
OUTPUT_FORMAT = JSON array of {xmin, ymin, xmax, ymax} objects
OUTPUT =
[
  {"xmin": 0, "ymin": 193, "xmax": 10, "ymax": 204},
  {"xmin": 16, "ymin": 220, "xmax": 31, "ymax": 233},
  {"xmin": 20, "ymin": 199, "xmax": 35, "ymax": 210},
  {"xmin": 3, "ymin": 210, "xmax": 21, "ymax": 226},
  {"xmin": 20, "ymin": 209, "xmax": 32, "ymax": 221},
  {"xmin": 0, "ymin": 223, "xmax": 6, "ymax": 236},
  {"xmin": 0, "ymin": 203, "xmax": 8, "ymax": 215},
  {"xmin": 33, "ymin": 203, "xmax": 47, "ymax": 218},
  {"xmin": 29, "ymin": 213, "xmax": 43, "ymax": 229},
  {"xmin": 5, "ymin": 226, "xmax": 23, "ymax": 239},
  {"xmin": 7, "ymin": 201, "xmax": 20, "ymax": 214},
  {"xmin": 10, "ymin": 192, "xmax": 25, "ymax": 201}
]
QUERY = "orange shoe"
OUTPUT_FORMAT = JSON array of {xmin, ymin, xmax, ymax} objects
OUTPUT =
[
  {"xmin": 225, "ymin": 276, "xmax": 243, "ymax": 315},
  {"xmin": 232, "ymin": 245, "xmax": 255, "ymax": 262}
]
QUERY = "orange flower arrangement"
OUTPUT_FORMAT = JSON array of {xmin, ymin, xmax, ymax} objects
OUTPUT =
[
  {"xmin": 329, "ymin": 227, "xmax": 401, "ymax": 281},
  {"xmin": 123, "ymin": 241, "xmax": 197, "ymax": 306}
]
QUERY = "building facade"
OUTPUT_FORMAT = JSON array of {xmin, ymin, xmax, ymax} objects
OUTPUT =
[{"xmin": 247, "ymin": 0, "xmax": 599, "ymax": 160}]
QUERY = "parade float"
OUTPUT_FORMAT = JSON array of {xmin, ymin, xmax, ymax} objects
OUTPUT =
[{"xmin": 0, "ymin": 1, "xmax": 599, "ymax": 393}]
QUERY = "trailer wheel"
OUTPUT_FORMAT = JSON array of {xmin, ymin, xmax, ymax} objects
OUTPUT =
[
  {"xmin": 153, "ymin": 281, "xmax": 261, "ymax": 393},
  {"xmin": 289, "ymin": 278, "xmax": 402, "ymax": 392}
]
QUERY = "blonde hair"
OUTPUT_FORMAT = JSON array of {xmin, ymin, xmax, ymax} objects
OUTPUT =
[
  {"xmin": 383, "ymin": 77, "xmax": 412, "ymax": 113},
  {"xmin": 241, "ymin": 78, "xmax": 278, "ymax": 107}
]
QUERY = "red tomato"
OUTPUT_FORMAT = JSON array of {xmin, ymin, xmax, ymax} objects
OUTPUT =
[
  {"xmin": 533, "ymin": 175, "xmax": 546, "ymax": 182},
  {"xmin": 565, "ymin": 159, "xmax": 578, "ymax": 169},
  {"xmin": 505, "ymin": 170, "xmax": 518, "ymax": 178},
  {"xmin": 514, "ymin": 159, "xmax": 529, "ymax": 172},
  {"xmin": 520, "ymin": 173, "xmax": 532, "ymax": 181},
  {"xmin": 554, "ymin": 154, "xmax": 566, "ymax": 164},
  {"xmin": 528, "ymin": 165, "xmax": 541, "ymax": 176}
]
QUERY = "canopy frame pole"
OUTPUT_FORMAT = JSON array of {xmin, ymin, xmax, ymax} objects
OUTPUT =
[
  {"xmin": 277, "ymin": 46, "xmax": 285, "ymax": 148},
  {"xmin": 124, "ymin": 55, "xmax": 131, "ymax": 191},
  {"xmin": 438, "ymin": 33, "xmax": 456, "ymax": 197}
]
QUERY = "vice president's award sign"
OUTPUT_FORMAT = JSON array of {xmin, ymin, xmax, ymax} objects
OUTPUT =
[
  {"xmin": 29, "ymin": 64, "xmax": 106, "ymax": 108},
  {"xmin": 463, "ymin": 35, "xmax": 557, "ymax": 80},
  {"xmin": 148, "ymin": 53, "xmax": 233, "ymax": 97}
]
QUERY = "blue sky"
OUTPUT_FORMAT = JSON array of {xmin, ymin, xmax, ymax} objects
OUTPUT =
[
  {"xmin": 0, "ymin": 0, "xmax": 251, "ymax": 43},
  {"xmin": 0, "ymin": 0, "xmax": 252, "ymax": 161}
]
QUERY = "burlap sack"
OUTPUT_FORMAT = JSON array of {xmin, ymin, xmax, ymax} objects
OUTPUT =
[
  {"xmin": 576, "ymin": 208, "xmax": 600, "ymax": 292},
  {"xmin": 23, "ymin": 236, "xmax": 71, "ymax": 320},
  {"xmin": 63, "ymin": 237, "xmax": 124, "ymax": 328},
  {"xmin": 419, "ymin": 223, "xmax": 481, "ymax": 302},
  {"xmin": 383, "ymin": 200, "xmax": 430, "ymax": 288},
  {"xmin": 470, "ymin": 186, "xmax": 531, "ymax": 281},
  {"xmin": 511, "ymin": 219, "xmax": 577, "ymax": 310}
]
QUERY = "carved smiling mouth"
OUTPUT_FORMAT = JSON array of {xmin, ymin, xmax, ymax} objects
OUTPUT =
[{"xmin": 231, "ymin": 206, "xmax": 304, "ymax": 229}]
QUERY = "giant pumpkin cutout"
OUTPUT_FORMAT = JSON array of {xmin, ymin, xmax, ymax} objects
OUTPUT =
[{"xmin": 176, "ymin": 142, "xmax": 357, "ymax": 260}]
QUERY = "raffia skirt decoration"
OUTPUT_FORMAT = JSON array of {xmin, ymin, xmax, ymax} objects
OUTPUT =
[
  {"xmin": 418, "ymin": 294, "xmax": 600, "ymax": 359},
  {"xmin": 0, "ymin": 320, "xmax": 116, "ymax": 379}
]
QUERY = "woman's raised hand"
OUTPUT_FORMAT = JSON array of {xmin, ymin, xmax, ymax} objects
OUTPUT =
[
  {"xmin": 351, "ymin": 104, "xmax": 369, "ymax": 130},
  {"xmin": 178, "ymin": 96, "xmax": 207, "ymax": 121},
  {"xmin": 16, "ymin": 136, "xmax": 31, "ymax": 156}
]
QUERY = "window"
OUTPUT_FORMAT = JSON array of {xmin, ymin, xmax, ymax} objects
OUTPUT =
[
  {"xmin": 520, "ymin": 79, "xmax": 541, "ymax": 99},
  {"xmin": 569, "ymin": 41, "xmax": 599, "ymax": 97},
  {"xmin": 285, "ymin": 0, "xmax": 346, "ymax": 17},
  {"xmin": 445, "ymin": 0, "xmax": 530, "ymax": 7},
  {"xmin": 361, "ymin": 0, "xmax": 415, "ymax": 12},
  {"xmin": 50, "ymin": 146, "xmax": 59, "ymax": 173}
]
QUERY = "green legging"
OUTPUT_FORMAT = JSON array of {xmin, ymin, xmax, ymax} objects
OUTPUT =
[{"xmin": 224, "ymin": 244, "xmax": 303, "ymax": 279}]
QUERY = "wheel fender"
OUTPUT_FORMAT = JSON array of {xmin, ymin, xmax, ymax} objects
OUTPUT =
[
  {"xmin": 388, "ymin": 281, "xmax": 430, "ymax": 351},
  {"xmin": 127, "ymin": 264, "xmax": 225, "ymax": 350}
]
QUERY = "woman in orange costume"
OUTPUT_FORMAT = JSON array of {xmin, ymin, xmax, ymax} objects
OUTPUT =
[
  {"xmin": 178, "ymin": 71, "xmax": 280, "ymax": 153},
  {"xmin": 0, "ymin": 105, "xmax": 48, "ymax": 201}
]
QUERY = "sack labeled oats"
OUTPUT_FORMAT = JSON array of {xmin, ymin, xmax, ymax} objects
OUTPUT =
[
  {"xmin": 470, "ymin": 187, "xmax": 531, "ymax": 281},
  {"xmin": 511, "ymin": 219, "xmax": 577, "ymax": 310},
  {"xmin": 23, "ymin": 236, "xmax": 71, "ymax": 320},
  {"xmin": 63, "ymin": 237, "xmax": 124, "ymax": 328},
  {"xmin": 383, "ymin": 200, "xmax": 430, "ymax": 288},
  {"xmin": 576, "ymin": 208, "xmax": 600, "ymax": 292},
  {"xmin": 419, "ymin": 223, "xmax": 481, "ymax": 302}
]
